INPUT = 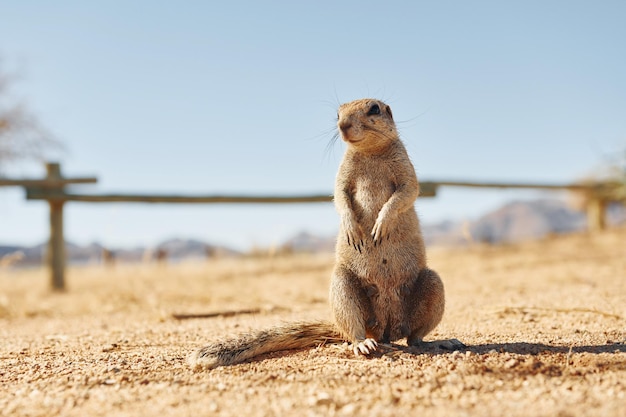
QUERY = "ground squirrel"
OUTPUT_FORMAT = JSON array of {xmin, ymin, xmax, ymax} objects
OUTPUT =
[{"xmin": 188, "ymin": 98, "xmax": 461, "ymax": 370}]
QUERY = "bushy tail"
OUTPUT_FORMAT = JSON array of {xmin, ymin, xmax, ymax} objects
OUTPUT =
[{"xmin": 188, "ymin": 321, "xmax": 343, "ymax": 370}]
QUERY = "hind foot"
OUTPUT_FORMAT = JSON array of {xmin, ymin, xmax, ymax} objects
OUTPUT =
[
  {"xmin": 436, "ymin": 338, "xmax": 466, "ymax": 350},
  {"xmin": 352, "ymin": 338, "xmax": 378, "ymax": 356},
  {"xmin": 411, "ymin": 338, "xmax": 466, "ymax": 351}
]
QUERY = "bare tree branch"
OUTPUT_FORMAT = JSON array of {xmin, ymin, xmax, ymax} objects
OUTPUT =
[{"xmin": 0, "ymin": 60, "xmax": 63, "ymax": 171}]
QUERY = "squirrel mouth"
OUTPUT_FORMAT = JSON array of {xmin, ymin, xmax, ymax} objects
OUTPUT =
[{"xmin": 342, "ymin": 136, "xmax": 362, "ymax": 144}]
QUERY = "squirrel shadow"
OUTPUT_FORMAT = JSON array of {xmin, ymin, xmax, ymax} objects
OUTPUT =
[
  {"xmin": 383, "ymin": 339, "xmax": 626, "ymax": 356},
  {"xmin": 239, "ymin": 340, "xmax": 625, "ymax": 369}
]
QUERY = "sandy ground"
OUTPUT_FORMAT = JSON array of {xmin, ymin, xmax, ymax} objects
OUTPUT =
[{"xmin": 1, "ymin": 228, "xmax": 625, "ymax": 417}]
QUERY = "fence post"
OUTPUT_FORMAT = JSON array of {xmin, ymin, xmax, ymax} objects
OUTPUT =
[
  {"xmin": 46, "ymin": 162, "xmax": 66, "ymax": 291},
  {"xmin": 585, "ymin": 197, "xmax": 607, "ymax": 232}
]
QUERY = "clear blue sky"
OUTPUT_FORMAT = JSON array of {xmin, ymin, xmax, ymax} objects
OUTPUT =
[{"xmin": 1, "ymin": 1, "xmax": 625, "ymax": 250}]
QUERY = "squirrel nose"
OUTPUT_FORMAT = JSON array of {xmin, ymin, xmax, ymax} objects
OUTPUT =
[{"xmin": 338, "ymin": 121, "xmax": 352, "ymax": 134}]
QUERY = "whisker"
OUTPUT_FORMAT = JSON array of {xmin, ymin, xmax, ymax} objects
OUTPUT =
[
  {"xmin": 319, "ymin": 98, "xmax": 340, "ymax": 112},
  {"xmin": 362, "ymin": 125, "xmax": 397, "ymax": 143},
  {"xmin": 324, "ymin": 130, "xmax": 341, "ymax": 159},
  {"xmin": 306, "ymin": 125, "xmax": 338, "ymax": 142},
  {"xmin": 395, "ymin": 106, "xmax": 432, "ymax": 129}
]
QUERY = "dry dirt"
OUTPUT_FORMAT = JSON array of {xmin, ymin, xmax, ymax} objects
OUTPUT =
[{"xmin": 1, "ymin": 227, "xmax": 625, "ymax": 416}]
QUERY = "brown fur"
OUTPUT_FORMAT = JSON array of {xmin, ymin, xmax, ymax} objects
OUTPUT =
[{"xmin": 188, "ymin": 98, "xmax": 446, "ymax": 370}]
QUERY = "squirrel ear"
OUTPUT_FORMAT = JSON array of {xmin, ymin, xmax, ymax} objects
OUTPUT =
[{"xmin": 385, "ymin": 105, "xmax": 393, "ymax": 119}]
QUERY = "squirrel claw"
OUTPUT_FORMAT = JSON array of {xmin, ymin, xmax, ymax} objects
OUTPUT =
[{"xmin": 352, "ymin": 338, "xmax": 378, "ymax": 356}]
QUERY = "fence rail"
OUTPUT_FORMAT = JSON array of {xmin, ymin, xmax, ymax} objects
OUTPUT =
[
  {"xmin": 425, "ymin": 180, "xmax": 618, "ymax": 191},
  {"xmin": 1, "ymin": 162, "xmax": 621, "ymax": 291},
  {"xmin": 25, "ymin": 191, "xmax": 335, "ymax": 204},
  {"xmin": 0, "ymin": 177, "xmax": 97, "ymax": 187}
]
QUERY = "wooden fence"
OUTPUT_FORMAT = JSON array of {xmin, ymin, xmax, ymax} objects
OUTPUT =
[{"xmin": 1, "ymin": 162, "xmax": 621, "ymax": 291}]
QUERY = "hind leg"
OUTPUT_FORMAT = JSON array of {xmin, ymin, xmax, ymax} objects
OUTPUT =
[
  {"xmin": 404, "ymin": 268, "xmax": 446, "ymax": 346},
  {"xmin": 405, "ymin": 268, "xmax": 465, "ymax": 350},
  {"xmin": 330, "ymin": 265, "xmax": 378, "ymax": 355}
]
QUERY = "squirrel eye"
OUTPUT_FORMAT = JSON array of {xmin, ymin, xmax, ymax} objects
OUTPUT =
[{"xmin": 367, "ymin": 103, "xmax": 381, "ymax": 116}]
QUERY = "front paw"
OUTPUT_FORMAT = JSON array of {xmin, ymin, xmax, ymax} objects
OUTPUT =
[
  {"xmin": 371, "ymin": 205, "xmax": 397, "ymax": 245},
  {"xmin": 346, "ymin": 231, "xmax": 364, "ymax": 253},
  {"xmin": 344, "ymin": 220, "xmax": 366, "ymax": 252},
  {"xmin": 371, "ymin": 215, "xmax": 391, "ymax": 245}
]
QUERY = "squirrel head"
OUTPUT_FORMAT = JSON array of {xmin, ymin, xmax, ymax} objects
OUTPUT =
[{"xmin": 337, "ymin": 99, "xmax": 397, "ymax": 153}]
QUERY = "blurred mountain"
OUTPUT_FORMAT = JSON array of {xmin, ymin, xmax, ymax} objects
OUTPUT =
[
  {"xmin": 423, "ymin": 199, "xmax": 625, "ymax": 245},
  {"xmin": 2, "ymin": 199, "xmax": 625, "ymax": 266},
  {"xmin": 155, "ymin": 238, "xmax": 239, "ymax": 260},
  {"xmin": 469, "ymin": 199, "xmax": 585, "ymax": 243},
  {"xmin": 280, "ymin": 231, "xmax": 336, "ymax": 253},
  {"xmin": 286, "ymin": 199, "xmax": 625, "ymax": 249},
  {"xmin": 0, "ymin": 238, "xmax": 239, "ymax": 266}
]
